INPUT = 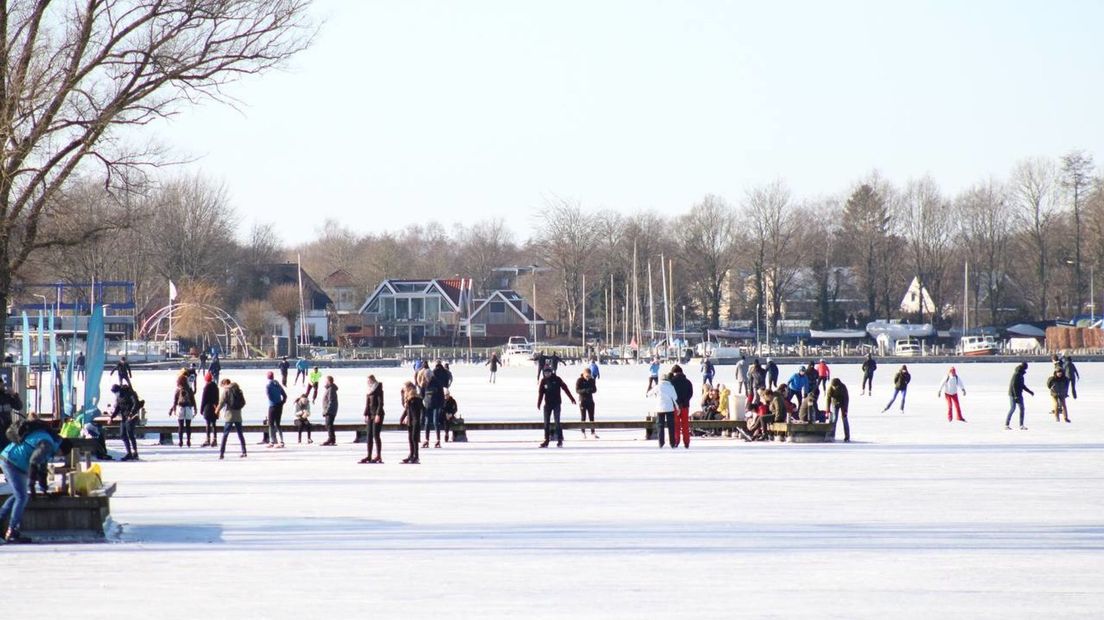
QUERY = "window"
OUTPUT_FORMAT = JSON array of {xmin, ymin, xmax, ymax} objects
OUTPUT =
[
  {"xmin": 395, "ymin": 298, "xmax": 409, "ymax": 319},
  {"xmin": 426, "ymin": 296, "xmax": 440, "ymax": 320},
  {"xmin": 411, "ymin": 298, "xmax": 424, "ymax": 320},
  {"xmin": 489, "ymin": 301, "xmax": 506, "ymax": 314}
]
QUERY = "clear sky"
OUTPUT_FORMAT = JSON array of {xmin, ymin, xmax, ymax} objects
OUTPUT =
[{"xmin": 151, "ymin": 0, "xmax": 1104, "ymax": 245}]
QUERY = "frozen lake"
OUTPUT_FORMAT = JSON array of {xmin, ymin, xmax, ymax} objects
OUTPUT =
[{"xmin": 5, "ymin": 360, "xmax": 1102, "ymax": 618}]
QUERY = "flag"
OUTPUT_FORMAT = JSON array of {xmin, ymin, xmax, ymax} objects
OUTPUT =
[{"xmin": 169, "ymin": 280, "xmax": 178, "ymax": 301}]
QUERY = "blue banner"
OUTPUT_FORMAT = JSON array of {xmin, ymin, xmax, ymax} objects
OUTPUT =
[
  {"xmin": 21, "ymin": 312, "xmax": 30, "ymax": 405},
  {"xmin": 84, "ymin": 305, "xmax": 106, "ymax": 413},
  {"xmin": 48, "ymin": 311, "xmax": 59, "ymax": 417}
]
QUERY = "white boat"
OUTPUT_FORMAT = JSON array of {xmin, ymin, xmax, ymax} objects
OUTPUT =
[
  {"xmin": 894, "ymin": 338, "xmax": 922, "ymax": 356},
  {"xmin": 502, "ymin": 337, "xmax": 534, "ymax": 365},
  {"xmin": 960, "ymin": 335, "xmax": 999, "ymax": 356}
]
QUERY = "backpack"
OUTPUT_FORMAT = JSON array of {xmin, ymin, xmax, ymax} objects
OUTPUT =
[{"xmin": 228, "ymin": 385, "xmax": 246, "ymax": 410}]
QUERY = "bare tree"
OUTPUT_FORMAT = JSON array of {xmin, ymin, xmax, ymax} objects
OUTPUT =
[
  {"xmin": 676, "ymin": 195, "xmax": 738, "ymax": 328},
  {"xmin": 1061, "ymin": 150, "xmax": 1095, "ymax": 313},
  {"xmin": 533, "ymin": 198, "xmax": 600, "ymax": 339},
  {"xmin": 956, "ymin": 180, "xmax": 1013, "ymax": 324},
  {"xmin": 267, "ymin": 284, "xmax": 302, "ymax": 341},
  {"xmin": 0, "ymin": 0, "xmax": 313, "ymax": 351},
  {"xmin": 900, "ymin": 177, "xmax": 953, "ymax": 325},
  {"xmin": 455, "ymin": 218, "xmax": 517, "ymax": 294},
  {"xmin": 147, "ymin": 174, "xmax": 239, "ymax": 283},
  {"xmin": 237, "ymin": 299, "xmax": 272, "ymax": 347},
  {"xmin": 1011, "ymin": 158, "xmax": 1061, "ymax": 319},
  {"xmin": 744, "ymin": 182, "xmax": 807, "ymax": 332}
]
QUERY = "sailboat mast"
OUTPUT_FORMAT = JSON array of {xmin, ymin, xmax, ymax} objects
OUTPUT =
[{"xmin": 647, "ymin": 261, "xmax": 655, "ymax": 342}]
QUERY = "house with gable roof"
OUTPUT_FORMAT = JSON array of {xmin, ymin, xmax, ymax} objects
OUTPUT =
[
  {"xmin": 460, "ymin": 289, "xmax": 546, "ymax": 341},
  {"xmin": 354, "ymin": 278, "xmax": 545, "ymax": 346}
]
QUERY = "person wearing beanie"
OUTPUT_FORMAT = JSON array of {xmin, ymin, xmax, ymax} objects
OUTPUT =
[
  {"xmin": 168, "ymin": 372, "xmax": 197, "ymax": 447},
  {"xmin": 537, "ymin": 366, "xmax": 575, "ymax": 448}
]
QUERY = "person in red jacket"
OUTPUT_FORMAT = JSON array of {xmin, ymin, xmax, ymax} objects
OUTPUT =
[{"xmin": 815, "ymin": 359, "xmax": 830, "ymax": 394}]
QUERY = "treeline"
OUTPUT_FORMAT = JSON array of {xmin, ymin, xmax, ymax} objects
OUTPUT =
[{"xmin": 24, "ymin": 151, "xmax": 1103, "ymax": 339}]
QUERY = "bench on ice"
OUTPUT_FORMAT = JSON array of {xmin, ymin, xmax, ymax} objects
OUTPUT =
[
  {"xmin": 119, "ymin": 418, "xmax": 752, "ymax": 444},
  {"xmin": 767, "ymin": 421, "xmax": 836, "ymax": 443},
  {"xmin": 0, "ymin": 437, "xmax": 117, "ymax": 539}
]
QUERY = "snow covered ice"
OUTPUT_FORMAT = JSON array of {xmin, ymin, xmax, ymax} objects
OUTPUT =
[{"xmin": 4, "ymin": 360, "xmax": 1103, "ymax": 618}]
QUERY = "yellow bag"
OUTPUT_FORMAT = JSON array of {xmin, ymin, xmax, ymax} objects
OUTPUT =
[{"xmin": 72, "ymin": 464, "xmax": 103, "ymax": 496}]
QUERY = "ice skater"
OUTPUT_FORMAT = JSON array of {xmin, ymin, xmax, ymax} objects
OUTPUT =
[
  {"xmin": 882, "ymin": 365, "xmax": 911, "ymax": 413},
  {"xmin": 199, "ymin": 372, "xmax": 219, "ymax": 447},
  {"xmin": 111, "ymin": 355, "xmax": 134, "ymax": 387},
  {"xmin": 646, "ymin": 357, "xmax": 661, "ymax": 392},
  {"xmin": 1005, "ymin": 363, "xmax": 1034, "ymax": 430},
  {"xmin": 109, "ymin": 383, "xmax": 141, "ymax": 461},
  {"xmin": 1062, "ymin": 355, "xmax": 1079, "ymax": 400},
  {"xmin": 320, "ymin": 376, "xmax": 338, "ymax": 445},
  {"xmin": 826, "ymin": 378, "xmax": 850, "ymax": 442},
  {"xmin": 860, "ymin": 354, "xmax": 877, "ymax": 395},
  {"xmin": 168, "ymin": 373, "xmax": 197, "ymax": 447},
  {"xmin": 537, "ymin": 366, "xmax": 575, "ymax": 448},
  {"xmin": 1047, "ymin": 367, "xmax": 1071, "ymax": 423},
  {"xmin": 937, "ymin": 367, "xmax": 967, "ymax": 422},
  {"xmin": 576, "ymin": 366, "xmax": 598, "ymax": 438},
  {"xmin": 400, "ymin": 381, "xmax": 423, "ymax": 464},
  {"xmin": 648, "ymin": 373, "xmax": 678, "ymax": 448},
  {"xmin": 265, "ymin": 371, "xmax": 288, "ymax": 449},
  {"xmin": 294, "ymin": 393, "xmax": 313, "ymax": 444},
  {"xmin": 701, "ymin": 357, "xmax": 715, "ymax": 388},
  {"xmin": 360, "ymin": 375, "xmax": 384, "ymax": 463},
  {"xmin": 669, "ymin": 365, "xmax": 694, "ymax": 449},
  {"xmin": 217, "ymin": 379, "xmax": 248, "ymax": 459},
  {"xmin": 486, "ymin": 352, "xmax": 500, "ymax": 383},
  {"xmin": 294, "ymin": 357, "xmax": 309, "ymax": 385},
  {"xmin": 734, "ymin": 354, "xmax": 748, "ymax": 395}
]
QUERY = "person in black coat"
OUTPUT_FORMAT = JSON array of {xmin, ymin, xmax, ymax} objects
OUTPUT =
[
  {"xmin": 860, "ymin": 354, "xmax": 877, "ymax": 395},
  {"xmin": 668, "ymin": 364, "xmax": 694, "ymax": 449},
  {"xmin": 111, "ymin": 356, "xmax": 133, "ymax": 387},
  {"xmin": 400, "ymin": 381, "xmax": 423, "ymax": 464},
  {"xmin": 422, "ymin": 372, "xmax": 447, "ymax": 449},
  {"xmin": 1005, "ymin": 363, "xmax": 1034, "ymax": 429},
  {"xmin": 575, "ymin": 367, "xmax": 598, "ymax": 438},
  {"xmin": 199, "ymin": 373, "xmax": 220, "ymax": 447},
  {"xmin": 360, "ymin": 375, "xmax": 384, "ymax": 463},
  {"xmin": 537, "ymin": 367, "xmax": 575, "ymax": 448}
]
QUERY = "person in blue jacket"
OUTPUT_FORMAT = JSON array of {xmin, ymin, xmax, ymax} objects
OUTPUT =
[
  {"xmin": 1, "ymin": 423, "xmax": 73, "ymax": 543},
  {"xmin": 293, "ymin": 357, "xmax": 309, "ymax": 385},
  {"xmin": 787, "ymin": 367, "xmax": 810, "ymax": 406}
]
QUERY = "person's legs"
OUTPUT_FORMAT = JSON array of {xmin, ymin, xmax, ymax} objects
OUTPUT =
[
  {"xmin": 435, "ymin": 408, "xmax": 445, "ymax": 444},
  {"xmin": 945, "ymin": 395, "xmax": 954, "ymax": 421},
  {"xmin": 373, "ymin": 421, "xmax": 382, "ymax": 459},
  {"xmin": 219, "ymin": 423, "xmax": 232, "ymax": 457},
  {"xmin": 676, "ymin": 406, "xmax": 691, "ymax": 447},
  {"xmin": 124, "ymin": 416, "xmax": 139, "ymax": 458},
  {"xmin": 1018, "ymin": 398, "xmax": 1026, "ymax": 427},
  {"xmin": 234, "ymin": 421, "xmax": 247, "ymax": 454},
  {"xmin": 883, "ymin": 390, "xmax": 899, "ymax": 411},
  {"xmin": 841, "ymin": 410, "xmax": 850, "ymax": 441},
  {"xmin": 1058, "ymin": 397, "xmax": 1069, "ymax": 421},
  {"xmin": 542, "ymin": 407, "xmax": 552, "ymax": 444},
  {"xmin": 178, "ymin": 419, "xmax": 185, "ymax": 447},
  {"xmin": 553, "ymin": 405, "xmax": 563, "ymax": 444},
  {"xmin": 655, "ymin": 414, "xmax": 665, "ymax": 447},
  {"xmin": 900, "ymin": 388, "xmax": 907, "ymax": 411},
  {"xmin": 0, "ymin": 461, "xmax": 30, "ymax": 537},
  {"xmin": 1005, "ymin": 395, "xmax": 1017, "ymax": 427},
  {"xmin": 326, "ymin": 415, "xmax": 336, "ymax": 444}
]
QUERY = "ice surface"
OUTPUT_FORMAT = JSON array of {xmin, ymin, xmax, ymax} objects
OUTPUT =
[{"xmin": 5, "ymin": 360, "xmax": 1102, "ymax": 619}]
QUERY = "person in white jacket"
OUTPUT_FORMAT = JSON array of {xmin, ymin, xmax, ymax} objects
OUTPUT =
[
  {"xmin": 937, "ymin": 367, "xmax": 967, "ymax": 422},
  {"xmin": 648, "ymin": 373, "xmax": 679, "ymax": 448}
]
